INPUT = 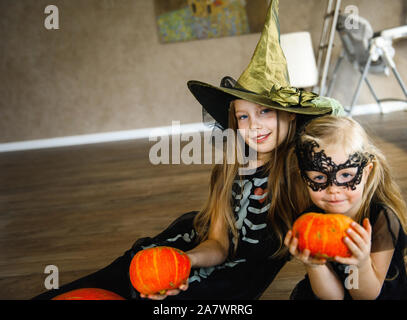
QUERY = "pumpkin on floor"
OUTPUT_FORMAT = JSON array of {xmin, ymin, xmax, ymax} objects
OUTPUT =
[
  {"xmin": 129, "ymin": 246, "xmax": 191, "ymax": 295},
  {"xmin": 52, "ymin": 288, "xmax": 125, "ymax": 300},
  {"xmin": 292, "ymin": 212, "xmax": 355, "ymax": 259}
]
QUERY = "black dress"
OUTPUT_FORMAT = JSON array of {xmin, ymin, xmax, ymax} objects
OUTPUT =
[
  {"xmin": 33, "ymin": 165, "xmax": 289, "ymax": 300},
  {"xmin": 290, "ymin": 203, "xmax": 407, "ymax": 300}
]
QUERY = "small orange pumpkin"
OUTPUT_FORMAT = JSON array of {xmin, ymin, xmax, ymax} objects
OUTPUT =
[
  {"xmin": 129, "ymin": 246, "xmax": 191, "ymax": 295},
  {"xmin": 292, "ymin": 212, "xmax": 354, "ymax": 259},
  {"xmin": 52, "ymin": 288, "xmax": 125, "ymax": 300}
]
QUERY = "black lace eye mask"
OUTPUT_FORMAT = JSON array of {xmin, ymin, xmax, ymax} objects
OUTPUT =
[{"xmin": 295, "ymin": 140, "xmax": 374, "ymax": 191}]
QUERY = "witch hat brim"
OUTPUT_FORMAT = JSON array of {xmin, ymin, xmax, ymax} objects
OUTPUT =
[{"xmin": 187, "ymin": 79, "xmax": 334, "ymax": 129}]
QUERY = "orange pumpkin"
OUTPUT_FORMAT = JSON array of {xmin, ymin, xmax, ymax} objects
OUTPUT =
[
  {"xmin": 292, "ymin": 212, "xmax": 354, "ymax": 259},
  {"xmin": 129, "ymin": 246, "xmax": 191, "ymax": 295},
  {"xmin": 52, "ymin": 288, "xmax": 125, "ymax": 300}
]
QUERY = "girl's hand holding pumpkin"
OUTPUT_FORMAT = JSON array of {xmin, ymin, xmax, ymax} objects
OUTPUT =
[
  {"xmin": 334, "ymin": 218, "xmax": 372, "ymax": 268},
  {"xmin": 130, "ymin": 246, "xmax": 191, "ymax": 300},
  {"xmin": 284, "ymin": 230, "xmax": 327, "ymax": 267},
  {"xmin": 140, "ymin": 281, "xmax": 189, "ymax": 300}
]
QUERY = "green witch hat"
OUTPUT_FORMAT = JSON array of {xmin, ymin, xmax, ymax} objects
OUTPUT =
[{"xmin": 187, "ymin": 0, "xmax": 343, "ymax": 129}]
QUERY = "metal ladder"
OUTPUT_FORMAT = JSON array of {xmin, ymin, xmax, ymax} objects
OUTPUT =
[{"xmin": 314, "ymin": 0, "xmax": 342, "ymax": 96}]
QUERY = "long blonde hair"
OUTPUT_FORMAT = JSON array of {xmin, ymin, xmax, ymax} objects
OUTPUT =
[
  {"xmin": 292, "ymin": 115, "xmax": 407, "ymax": 233},
  {"xmin": 193, "ymin": 101, "xmax": 298, "ymax": 258}
]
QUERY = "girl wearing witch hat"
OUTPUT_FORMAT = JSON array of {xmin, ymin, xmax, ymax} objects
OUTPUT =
[{"xmin": 33, "ymin": 0, "xmax": 343, "ymax": 300}]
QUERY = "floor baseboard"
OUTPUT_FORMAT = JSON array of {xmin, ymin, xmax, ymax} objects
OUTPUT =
[{"xmin": 0, "ymin": 102, "xmax": 405, "ymax": 153}]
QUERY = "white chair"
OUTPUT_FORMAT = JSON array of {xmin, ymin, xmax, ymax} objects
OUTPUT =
[{"xmin": 280, "ymin": 32, "xmax": 319, "ymax": 89}]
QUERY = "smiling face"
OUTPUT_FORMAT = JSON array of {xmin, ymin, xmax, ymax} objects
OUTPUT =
[
  {"xmin": 301, "ymin": 144, "xmax": 373, "ymax": 218},
  {"xmin": 234, "ymin": 99, "xmax": 294, "ymax": 165}
]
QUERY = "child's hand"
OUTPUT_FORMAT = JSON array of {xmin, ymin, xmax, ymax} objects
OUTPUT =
[
  {"xmin": 139, "ymin": 281, "xmax": 189, "ymax": 300},
  {"xmin": 284, "ymin": 230, "xmax": 327, "ymax": 267},
  {"xmin": 334, "ymin": 218, "xmax": 372, "ymax": 268}
]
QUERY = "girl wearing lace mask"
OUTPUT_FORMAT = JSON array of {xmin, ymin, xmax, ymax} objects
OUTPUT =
[{"xmin": 285, "ymin": 115, "xmax": 407, "ymax": 300}]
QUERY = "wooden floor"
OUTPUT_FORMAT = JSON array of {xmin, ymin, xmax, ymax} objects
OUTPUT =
[{"xmin": 1, "ymin": 111, "xmax": 406, "ymax": 300}]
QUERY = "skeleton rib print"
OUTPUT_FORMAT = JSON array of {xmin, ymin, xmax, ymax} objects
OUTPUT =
[{"xmin": 233, "ymin": 173, "xmax": 270, "ymax": 245}]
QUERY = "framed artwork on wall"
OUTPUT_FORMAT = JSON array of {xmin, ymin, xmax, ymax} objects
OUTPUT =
[{"xmin": 154, "ymin": 0, "xmax": 269, "ymax": 43}]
